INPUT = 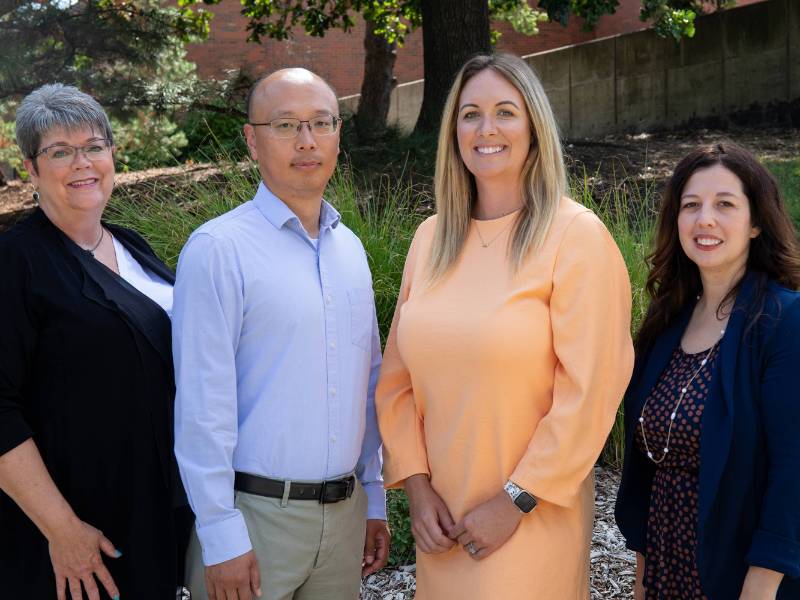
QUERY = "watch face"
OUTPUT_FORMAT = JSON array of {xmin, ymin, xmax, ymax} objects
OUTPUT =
[{"xmin": 514, "ymin": 492, "xmax": 538, "ymax": 513}]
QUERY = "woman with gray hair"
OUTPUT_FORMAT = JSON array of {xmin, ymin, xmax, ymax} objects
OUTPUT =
[{"xmin": 0, "ymin": 84, "xmax": 190, "ymax": 599}]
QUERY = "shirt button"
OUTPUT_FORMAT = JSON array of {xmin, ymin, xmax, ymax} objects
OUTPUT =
[
  {"xmin": 330, "ymin": 341, "xmax": 336, "ymax": 350},
  {"xmin": 325, "ymin": 295, "xmax": 332, "ymax": 305},
  {"xmin": 329, "ymin": 387, "xmax": 337, "ymax": 396},
  {"xmin": 330, "ymin": 436, "xmax": 337, "ymax": 443}
]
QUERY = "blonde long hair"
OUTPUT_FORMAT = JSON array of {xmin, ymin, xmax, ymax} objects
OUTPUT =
[{"xmin": 428, "ymin": 53, "xmax": 567, "ymax": 279}]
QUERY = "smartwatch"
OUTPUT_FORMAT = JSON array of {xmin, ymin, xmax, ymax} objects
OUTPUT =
[{"xmin": 504, "ymin": 480, "xmax": 538, "ymax": 513}]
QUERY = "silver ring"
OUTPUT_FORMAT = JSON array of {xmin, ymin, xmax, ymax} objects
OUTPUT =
[{"xmin": 466, "ymin": 542, "xmax": 478, "ymax": 555}]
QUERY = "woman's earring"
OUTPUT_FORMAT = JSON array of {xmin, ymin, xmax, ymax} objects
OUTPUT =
[{"xmin": 32, "ymin": 190, "xmax": 40, "ymax": 205}]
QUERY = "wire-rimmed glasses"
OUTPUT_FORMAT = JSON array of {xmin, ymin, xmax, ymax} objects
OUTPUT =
[
  {"xmin": 33, "ymin": 139, "xmax": 113, "ymax": 167},
  {"xmin": 249, "ymin": 115, "xmax": 342, "ymax": 138}
]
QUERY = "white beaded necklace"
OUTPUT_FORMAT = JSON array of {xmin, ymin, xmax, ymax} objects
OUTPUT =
[{"xmin": 639, "ymin": 327, "xmax": 725, "ymax": 465}]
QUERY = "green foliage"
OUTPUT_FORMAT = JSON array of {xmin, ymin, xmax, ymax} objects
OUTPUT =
[
  {"xmin": 180, "ymin": 112, "xmax": 248, "ymax": 164},
  {"xmin": 766, "ymin": 159, "xmax": 800, "ymax": 229},
  {"xmin": 386, "ymin": 489, "xmax": 415, "ymax": 565},
  {"xmin": 0, "ymin": 0, "xmax": 212, "ymax": 104},
  {"xmin": 0, "ymin": 102, "xmax": 23, "ymax": 178},
  {"xmin": 340, "ymin": 123, "xmax": 438, "ymax": 193},
  {"xmin": 641, "ymin": 1, "xmax": 696, "ymax": 40},
  {"xmin": 538, "ymin": 0, "xmax": 733, "ymax": 37},
  {"xmin": 537, "ymin": 0, "xmax": 620, "ymax": 29},
  {"xmin": 233, "ymin": 0, "xmax": 422, "ymax": 45},
  {"xmin": 194, "ymin": 0, "xmax": 553, "ymax": 48},
  {"xmin": 489, "ymin": 0, "xmax": 549, "ymax": 42},
  {"xmin": 640, "ymin": 1, "xmax": 733, "ymax": 40},
  {"xmin": 111, "ymin": 111, "xmax": 188, "ymax": 172}
]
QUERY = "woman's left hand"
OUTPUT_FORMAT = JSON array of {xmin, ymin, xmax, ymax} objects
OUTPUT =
[{"xmin": 448, "ymin": 490, "xmax": 522, "ymax": 560}]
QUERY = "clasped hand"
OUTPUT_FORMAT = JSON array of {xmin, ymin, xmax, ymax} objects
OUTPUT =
[{"xmin": 405, "ymin": 474, "xmax": 522, "ymax": 561}]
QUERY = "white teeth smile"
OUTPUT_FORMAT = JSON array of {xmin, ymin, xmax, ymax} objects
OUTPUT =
[
  {"xmin": 476, "ymin": 146, "xmax": 505, "ymax": 155},
  {"xmin": 69, "ymin": 179, "xmax": 97, "ymax": 187},
  {"xmin": 696, "ymin": 238, "xmax": 722, "ymax": 246}
]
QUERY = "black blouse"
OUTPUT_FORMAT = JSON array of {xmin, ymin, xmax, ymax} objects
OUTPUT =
[{"xmin": 0, "ymin": 209, "xmax": 188, "ymax": 599}]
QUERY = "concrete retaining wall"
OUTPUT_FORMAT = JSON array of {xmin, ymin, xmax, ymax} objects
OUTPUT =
[{"xmin": 341, "ymin": 0, "xmax": 798, "ymax": 138}]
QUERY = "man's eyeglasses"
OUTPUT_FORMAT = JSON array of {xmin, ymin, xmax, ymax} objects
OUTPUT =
[
  {"xmin": 33, "ymin": 139, "xmax": 113, "ymax": 167},
  {"xmin": 249, "ymin": 116, "xmax": 342, "ymax": 139}
]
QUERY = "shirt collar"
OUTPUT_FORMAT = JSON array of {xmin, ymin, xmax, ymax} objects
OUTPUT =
[{"xmin": 254, "ymin": 181, "xmax": 341, "ymax": 233}]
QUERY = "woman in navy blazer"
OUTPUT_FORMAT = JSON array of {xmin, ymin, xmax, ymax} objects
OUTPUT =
[{"xmin": 615, "ymin": 143, "xmax": 800, "ymax": 599}]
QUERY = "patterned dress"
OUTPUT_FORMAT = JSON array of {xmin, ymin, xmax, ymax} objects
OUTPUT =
[{"xmin": 635, "ymin": 341, "xmax": 720, "ymax": 600}]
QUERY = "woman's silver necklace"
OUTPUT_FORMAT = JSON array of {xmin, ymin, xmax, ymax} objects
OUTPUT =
[
  {"xmin": 639, "ymin": 326, "xmax": 725, "ymax": 465},
  {"xmin": 82, "ymin": 227, "xmax": 105, "ymax": 257},
  {"xmin": 474, "ymin": 220, "xmax": 513, "ymax": 248}
]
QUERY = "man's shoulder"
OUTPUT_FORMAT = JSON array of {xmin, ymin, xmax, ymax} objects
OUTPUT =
[
  {"xmin": 178, "ymin": 200, "xmax": 263, "ymax": 265},
  {"xmin": 192, "ymin": 199, "xmax": 260, "ymax": 240},
  {"xmin": 331, "ymin": 220, "xmax": 364, "ymax": 248}
]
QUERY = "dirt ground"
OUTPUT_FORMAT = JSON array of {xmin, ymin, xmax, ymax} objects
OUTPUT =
[
  {"xmin": 564, "ymin": 125, "xmax": 800, "ymax": 198},
  {"xmin": 2, "ymin": 125, "xmax": 798, "ymax": 230}
]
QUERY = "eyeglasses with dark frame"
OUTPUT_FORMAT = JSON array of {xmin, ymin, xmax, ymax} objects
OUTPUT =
[
  {"xmin": 32, "ymin": 139, "xmax": 113, "ymax": 167},
  {"xmin": 249, "ymin": 115, "xmax": 342, "ymax": 138}
]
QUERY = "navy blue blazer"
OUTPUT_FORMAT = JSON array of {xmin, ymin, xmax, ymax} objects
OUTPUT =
[{"xmin": 615, "ymin": 271, "xmax": 800, "ymax": 599}]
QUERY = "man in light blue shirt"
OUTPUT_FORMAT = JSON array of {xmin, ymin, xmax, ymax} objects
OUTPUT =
[{"xmin": 173, "ymin": 68, "xmax": 390, "ymax": 600}]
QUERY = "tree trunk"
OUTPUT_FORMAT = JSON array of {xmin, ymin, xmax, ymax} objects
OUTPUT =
[
  {"xmin": 355, "ymin": 18, "xmax": 398, "ymax": 142},
  {"xmin": 414, "ymin": 0, "xmax": 491, "ymax": 134}
]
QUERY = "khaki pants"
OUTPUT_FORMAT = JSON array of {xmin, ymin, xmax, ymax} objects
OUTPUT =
[{"xmin": 186, "ymin": 480, "xmax": 367, "ymax": 600}]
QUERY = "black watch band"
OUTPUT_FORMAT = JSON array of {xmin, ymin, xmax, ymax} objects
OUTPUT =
[{"xmin": 504, "ymin": 480, "xmax": 538, "ymax": 513}]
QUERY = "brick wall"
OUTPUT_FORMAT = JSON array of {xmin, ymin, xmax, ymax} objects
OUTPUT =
[{"xmin": 187, "ymin": 0, "xmax": 767, "ymax": 97}]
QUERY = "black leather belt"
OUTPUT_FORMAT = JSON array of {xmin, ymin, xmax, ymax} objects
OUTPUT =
[{"xmin": 234, "ymin": 471, "xmax": 356, "ymax": 504}]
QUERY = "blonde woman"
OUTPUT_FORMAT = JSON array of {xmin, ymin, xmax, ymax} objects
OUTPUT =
[{"xmin": 375, "ymin": 53, "xmax": 634, "ymax": 598}]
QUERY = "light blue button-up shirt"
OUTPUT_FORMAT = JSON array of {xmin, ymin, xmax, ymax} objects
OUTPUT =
[{"xmin": 173, "ymin": 182, "xmax": 386, "ymax": 566}]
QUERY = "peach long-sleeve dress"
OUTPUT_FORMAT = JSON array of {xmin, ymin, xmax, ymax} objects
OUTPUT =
[{"xmin": 376, "ymin": 197, "xmax": 634, "ymax": 599}]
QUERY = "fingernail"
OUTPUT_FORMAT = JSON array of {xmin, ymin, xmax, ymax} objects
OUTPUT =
[
  {"xmin": 366, "ymin": 556, "xmax": 374, "ymax": 564},
  {"xmin": 114, "ymin": 549, "xmax": 122, "ymax": 558},
  {"xmin": 113, "ymin": 595, "xmax": 120, "ymax": 600}
]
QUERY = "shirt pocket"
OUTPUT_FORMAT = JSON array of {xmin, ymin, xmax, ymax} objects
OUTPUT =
[{"xmin": 347, "ymin": 288, "xmax": 374, "ymax": 352}]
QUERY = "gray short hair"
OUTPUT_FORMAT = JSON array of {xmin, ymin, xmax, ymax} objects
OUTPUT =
[{"xmin": 15, "ymin": 84, "xmax": 114, "ymax": 159}]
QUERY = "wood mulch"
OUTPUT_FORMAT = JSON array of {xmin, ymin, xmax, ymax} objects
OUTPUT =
[{"xmin": 360, "ymin": 465, "xmax": 634, "ymax": 599}]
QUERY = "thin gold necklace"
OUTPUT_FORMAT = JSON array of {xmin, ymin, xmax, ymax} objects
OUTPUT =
[
  {"xmin": 639, "ymin": 327, "xmax": 724, "ymax": 464},
  {"xmin": 473, "ymin": 215, "xmax": 516, "ymax": 248}
]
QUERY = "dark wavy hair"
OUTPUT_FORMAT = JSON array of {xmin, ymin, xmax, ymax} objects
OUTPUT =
[{"xmin": 636, "ymin": 142, "xmax": 800, "ymax": 353}]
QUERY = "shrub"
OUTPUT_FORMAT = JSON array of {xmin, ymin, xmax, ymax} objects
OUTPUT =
[
  {"xmin": 0, "ymin": 101, "xmax": 23, "ymax": 179},
  {"xmin": 386, "ymin": 489, "xmax": 415, "ymax": 566},
  {"xmin": 765, "ymin": 159, "xmax": 800, "ymax": 227},
  {"xmin": 111, "ymin": 110, "xmax": 188, "ymax": 172},
  {"xmin": 179, "ymin": 111, "xmax": 248, "ymax": 164}
]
